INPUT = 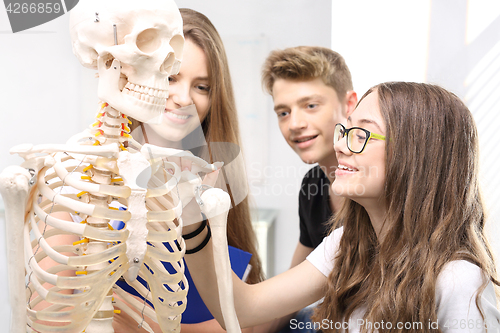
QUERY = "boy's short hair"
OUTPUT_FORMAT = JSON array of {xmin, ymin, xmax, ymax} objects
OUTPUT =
[{"xmin": 262, "ymin": 46, "xmax": 353, "ymax": 101}]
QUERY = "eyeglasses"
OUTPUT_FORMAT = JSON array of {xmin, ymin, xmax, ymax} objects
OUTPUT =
[{"xmin": 333, "ymin": 123, "xmax": 386, "ymax": 154}]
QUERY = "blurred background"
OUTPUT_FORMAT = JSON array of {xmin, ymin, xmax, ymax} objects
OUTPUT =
[{"xmin": 1, "ymin": 0, "xmax": 499, "ymax": 329}]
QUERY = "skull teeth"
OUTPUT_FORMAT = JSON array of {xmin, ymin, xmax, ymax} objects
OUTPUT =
[
  {"xmin": 124, "ymin": 82, "xmax": 167, "ymax": 98},
  {"xmin": 124, "ymin": 82, "xmax": 167, "ymax": 105}
]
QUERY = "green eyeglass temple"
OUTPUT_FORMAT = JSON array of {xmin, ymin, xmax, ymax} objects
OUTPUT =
[
  {"xmin": 369, "ymin": 132, "xmax": 386, "ymax": 141},
  {"xmin": 334, "ymin": 123, "xmax": 386, "ymax": 154}
]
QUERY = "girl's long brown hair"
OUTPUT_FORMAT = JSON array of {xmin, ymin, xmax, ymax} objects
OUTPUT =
[
  {"xmin": 313, "ymin": 82, "xmax": 498, "ymax": 332},
  {"xmin": 180, "ymin": 8, "xmax": 264, "ymax": 283},
  {"xmin": 131, "ymin": 8, "xmax": 264, "ymax": 283}
]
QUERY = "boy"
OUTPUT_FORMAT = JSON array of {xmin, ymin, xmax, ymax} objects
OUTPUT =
[
  {"xmin": 262, "ymin": 46, "xmax": 357, "ymax": 267},
  {"xmin": 260, "ymin": 46, "xmax": 356, "ymax": 332}
]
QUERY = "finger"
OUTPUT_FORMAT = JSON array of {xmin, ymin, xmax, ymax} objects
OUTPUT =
[
  {"xmin": 180, "ymin": 157, "xmax": 193, "ymax": 172},
  {"xmin": 166, "ymin": 156, "xmax": 181, "ymax": 173},
  {"xmin": 202, "ymin": 170, "xmax": 219, "ymax": 187}
]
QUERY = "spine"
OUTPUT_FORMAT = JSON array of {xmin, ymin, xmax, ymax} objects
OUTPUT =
[{"xmin": 79, "ymin": 103, "xmax": 131, "ymax": 332}]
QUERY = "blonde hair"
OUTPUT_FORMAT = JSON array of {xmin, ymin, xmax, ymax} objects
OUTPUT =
[
  {"xmin": 314, "ymin": 82, "xmax": 498, "ymax": 332},
  {"xmin": 261, "ymin": 46, "xmax": 353, "ymax": 100}
]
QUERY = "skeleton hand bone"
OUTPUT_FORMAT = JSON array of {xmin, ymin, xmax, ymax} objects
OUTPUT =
[{"xmin": 178, "ymin": 166, "xmax": 220, "ymax": 227}]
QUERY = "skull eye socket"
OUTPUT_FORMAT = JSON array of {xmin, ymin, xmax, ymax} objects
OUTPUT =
[
  {"xmin": 161, "ymin": 34, "xmax": 184, "ymax": 75},
  {"xmin": 160, "ymin": 53, "xmax": 175, "ymax": 75},
  {"xmin": 169, "ymin": 34, "xmax": 184, "ymax": 60},
  {"xmin": 160, "ymin": 35, "xmax": 184, "ymax": 75},
  {"xmin": 136, "ymin": 28, "xmax": 161, "ymax": 53}
]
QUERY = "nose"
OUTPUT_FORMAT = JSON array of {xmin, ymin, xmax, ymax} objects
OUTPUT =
[
  {"xmin": 289, "ymin": 109, "xmax": 307, "ymax": 131},
  {"xmin": 334, "ymin": 134, "xmax": 352, "ymax": 156},
  {"xmin": 170, "ymin": 83, "xmax": 192, "ymax": 107}
]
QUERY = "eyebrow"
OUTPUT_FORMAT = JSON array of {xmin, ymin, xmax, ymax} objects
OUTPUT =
[
  {"xmin": 347, "ymin": 116, "xmax": 383, "ymax": 132},
  {"xmin": 173, "ymin": 73, "xmax": 209, "ymax": 82},
  {"xmin": 274, "ymin": 94, "xmax": 325, "ymax": 112}
]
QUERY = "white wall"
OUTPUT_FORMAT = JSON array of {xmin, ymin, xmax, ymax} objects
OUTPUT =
[
  {"xmin": 0, "ymin": 9, "xmax": 89, "ymax": 331},
  {"xmin": 331, "ymin": 0, "xmax": 432, "ymax": 95},
  {"xmin": 0, "ymin": 15, "xmax": 91, "ymax": 170},
  {"xmin": 428, "ymin": 0, "xmax": 500, "ymax": 261}
]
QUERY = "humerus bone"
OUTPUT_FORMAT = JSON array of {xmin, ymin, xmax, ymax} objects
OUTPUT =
[
  {"xmin": 0, "ymin": 166, "xmax": 32, "ymax": 333},
  {"xmin": 200, "ymin": 188, "xmax": 241, "ymax": 333}
]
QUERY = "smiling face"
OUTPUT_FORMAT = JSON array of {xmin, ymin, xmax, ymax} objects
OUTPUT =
[
  {"xmin": 332, "ymin": 90, "xmax": 386, "ymax": 205},
  {"xmin": 273, "ymin": 78, "xmax": 347, "ymax": 168},
  {"xmin": 145, "ymin": 39, "xmax": 210, "ymax": 145}
]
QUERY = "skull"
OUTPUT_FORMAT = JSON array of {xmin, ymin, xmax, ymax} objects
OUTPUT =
[{"xmin": 70, "ymin": 0, "xmax": 184, "ymax": 124}]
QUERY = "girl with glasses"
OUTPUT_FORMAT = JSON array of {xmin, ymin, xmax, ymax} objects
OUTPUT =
[{"xmin": 186, "ymin": 82, "xmax": 500, "ymax": 332}]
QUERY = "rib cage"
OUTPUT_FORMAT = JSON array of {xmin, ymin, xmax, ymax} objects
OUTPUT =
[{"xmin": 19, "ymin": 105, "xmax": 218, "ymax": 333}]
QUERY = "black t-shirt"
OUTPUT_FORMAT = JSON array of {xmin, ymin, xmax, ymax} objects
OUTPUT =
[{"xmin": 298, "ymin": 165, "xmax": 333, "ymax": 249}]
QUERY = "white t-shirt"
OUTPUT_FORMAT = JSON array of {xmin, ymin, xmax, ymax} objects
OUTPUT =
[{"xmin": 307, "ymin": 227, "xmax": 500, "ymax": 332}]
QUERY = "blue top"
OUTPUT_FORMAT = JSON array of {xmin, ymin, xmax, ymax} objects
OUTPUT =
[
  {"xmin": 181, "ymin": 246, "xmax": 251, "ymax": 323},
  {"xmin": 113, "ymin": 207, "xmax": 252, "ymax": 323},
  {"xmin": 115, "ymin": 244, "xmax": 251, "ymax": 324}
]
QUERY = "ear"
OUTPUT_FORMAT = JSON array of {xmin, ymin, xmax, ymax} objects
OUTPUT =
[{"xmin": 344, "ymin": 90, "xmax": 358, "ymax": 117}]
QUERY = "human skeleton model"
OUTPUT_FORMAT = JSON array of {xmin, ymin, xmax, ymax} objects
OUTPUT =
[{"xmin": 0, "ymin": 1, "xmax": 241, "ymax": 332}]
